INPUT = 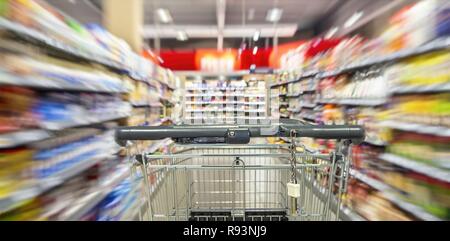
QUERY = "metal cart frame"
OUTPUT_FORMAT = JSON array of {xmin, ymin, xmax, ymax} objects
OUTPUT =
[{"xmin": 116, "ymin": 121, "xmax": 364, "ymax": 221}]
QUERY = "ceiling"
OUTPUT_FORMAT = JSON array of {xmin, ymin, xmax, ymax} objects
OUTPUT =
[
  {"xmin": 44, "ymin": 0, "xmax": 409, "ymax": 49},
  {"xmin": 45, "ymin": 0, "xmax": 341, "ymax": 38}
]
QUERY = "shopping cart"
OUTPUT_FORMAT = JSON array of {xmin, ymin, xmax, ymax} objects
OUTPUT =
[{"xmin": 115, "ymin": 120, "xmax": 364, "ymax": 221}]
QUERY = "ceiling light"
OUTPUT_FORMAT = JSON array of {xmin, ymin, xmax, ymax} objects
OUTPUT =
[
  {"xmin": 253, "ymin": 31, "xmax": 260, "ymax": 41},
  {"xmin": 176, "ymin": 31, "xmax": 188, "ymax": 41},
  {"xmin": 156, "ymin": 8, "xmax": 173, "ymax": 24},
  {"xmin": 266, "ymin": 8, "xmax": 283, "ymax": 23},
  {"xmin": 325, "ymin": 27, "xmax": 339, "ymax": 39},
  {"xmin": 157, "ymin": 56, "xmax": 164, "ymax": 63},
  {"xmin": 253, "ymin": 46, "xmax": 258, "ymax": 55},
  {"xmin": 248, "ymin": 9, "xmax": 255, "ymax": 20},
  {"xmin": 344, "ymin": 11, "xmax": 363, "ymax": 29}
]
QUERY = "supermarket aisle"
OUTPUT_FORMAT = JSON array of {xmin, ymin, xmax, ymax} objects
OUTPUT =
[{"xmin": 0, "ymin": 0, "xmax": 179, "ymax": 220}]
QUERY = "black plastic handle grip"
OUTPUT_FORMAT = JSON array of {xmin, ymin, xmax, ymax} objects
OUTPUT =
[
  {"xmin": 279, "ymin": 125, "xmax": 365, "ymax": 143},
  {"xmin": 115, "ymin": 124, "xmax": 365, "ymax": 146}
]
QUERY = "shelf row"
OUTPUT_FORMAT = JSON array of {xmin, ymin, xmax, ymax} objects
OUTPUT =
[
  {"xmin": 185, "ymin": 109, "xmax": 266, "ymax": 113},
  {"xmin": 271, "ymin": 36, "xmax": 450, "ymax": 88},
  {"xmin": 0, "ymin": 17, "xmax": 150, "ymax": 83},
  {"xmin": 380, "ymin": 120, "xmax": 450, "ymax": 137},
  {"xmin": 0, "ymin": 71, "xmax": 128, "ymax": 94},
  {"xmin": 0, "ymin": 111, "xmax": 130, "ymax": 149},
  {"xmin": 350, "ymin": 169, "xmax": 443, "ymax": 221},
  {"xmin": 185, "ymin": 93, "xmax": 266, "ymax": 98},
  {"xmin": 0, "ymin": 149, "xmax": 116, "ymax": 214},
  {"xmin": 185, "ymin": 101, "xmax": 266, "ymax": 105},
  {"xmin": 185, "ymin": 87, "xmax": 261, "ymax": 91},
  {"xmin": 316, "ymin": 98, "xmax": 388, "ymax": 106},
  {"xmin": 379, "ymin": 153, "xmax": 450, "ymax": 183},
  {"xmin": 63, "ymin": 138, "xmax": 174, "ymax": 221},
  {"xmin": 61, "ymin": 165, "xmax": 130, "ymax": 221},
  {"xmin": 184, "ymin": 116, "xmax": 267, "ymax": 120}
]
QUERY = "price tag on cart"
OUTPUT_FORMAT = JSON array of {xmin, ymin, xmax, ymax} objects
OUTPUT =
[{"xmin": 287, "ymin": 182, "xmax": 301, "ymax": 198}]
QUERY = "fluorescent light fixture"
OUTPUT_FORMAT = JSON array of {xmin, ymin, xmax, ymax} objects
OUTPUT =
[
  {"xmin": 142, "ymin": 24, "xmax": 298, "ymax": 38},
  {"xmin": 176, "ymin": 31, "xmax": 188, "ymax": 41},
  {"xmin": 248, "ymin": 9, "xmax": 255, "ymax": 20},
  {"xmin": 344, "ymin": 11, "xmax": 363, "ymax": 29},
  {"xmin": 156, "ymin": 8, "xmax": 173, "ymax": 23},
  {"xmin": 253, "ymin": 46, "xmax": 258, "ymax": 55},
  {"xmin": 157, "ymin": 56, "xmax": 164, "ymax": 63},
  {"xmin": 325, "ymin": 27, "xmax": 339, "ymax": 39},
  {"xmin": 253, "ymin": 31, "xmax": 260, "ymax": 41},
  {"xmin": 266, "ymin": 8, "xmax": 283, "ymax": 23}
]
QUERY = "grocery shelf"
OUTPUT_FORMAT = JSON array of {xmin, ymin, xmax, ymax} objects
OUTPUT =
[
  {"xmin": 318, "ymin": 36, "xmax": 450, "ymax": 78},
  {"xmin": 316, "ymin": 98, "xmax": 387, "ymax": 106},
  {"xmin": 158, "ymin": 80, "xmax": 175, "ymax": 90},
  {"xmin": 131, "ymin": 102, "xmax": 163, "ymax": 108},
  {"xmin": 0, "ymin": 129, "xmax": 50, "ymax": 149},
  {"xmin": 299, "ymin": 103, "xmax": 316, "ymax": 109},
  {"xmin": 0, "ymin": 71, "xmax": 128, "ymax": 93},
  {"xmin": 0, "ymin": 151, "xmax": 113, "ymax": 214},
  {"xmin": 350, "ymin": 169, "xmax": 443, "ymax": 221},
  {"xmin": 271, "ymin": 37, "xmax": 450, "ymax": 87},
  {"xmin": 185, "ymin": 87, "xmax": 253, "ymax": 91},
  {"xmin": 62, "ymin": 166, "xmax": 129, "ymax": 221},
  {"xmin": 390, "ymin": 82, "xmax": 450, "ymax": 94},
  {"xmin": 270, "ymin": 71, "xmax": 318, "ymax": 88},
  {"xmin": 379, "ymin": 153, "xmax": 450, "ymax": 183},
  {"xmin": 0, "ymin": 18, "xmax": 124, "ymax": 74},
  {"xmin": 185, "ymin": 93, "xmax": 266, "ymax": 98},
  {"xmin": 40, "ymin": 112, "xmax": 131, "ymax": 130},
  {"xmin": 184, "ymin": 116, "xmax": 267, "ymax": 120},
  {"xmin": 298, "ymin": 114, "xmax": 316, "ymax": 121},
  {"xmin": 185, "ymin": 101, "xmax": 265, "ymax": 105},
  {"xmin": 286, "ymin": 93, "xmax": 302, "ymax": 98},
  {"xmin": 287, "ymin": 107, "xmax": 301, "ymax": 113},
  {"xmin": 0, "ymin": 17, "xmax": 156, "ymax": 83},
  {"xmin": 380, "ymin": 120, "xmax": 450, "ymax": 137},
  {"xmin": 350, "ymin": 169, "xmax": 392, "ymax": 192},
  {"xmin": 186, "ymin": 109, "xmax": 265, "ymax": 113}
]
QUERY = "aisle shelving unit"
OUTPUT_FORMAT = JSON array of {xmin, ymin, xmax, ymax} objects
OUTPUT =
[
  {"xmin": 271, "ymin": 35, "xmax": 450, "ymax": 221},
  {"xmin": 182, "ymin": 74, "xmax": 268, "ymax": 124},
  {"xmin": 0, "ymin": 1, "xmax": 178, "ymax": 221},
  {"xmin": 349, "ymin": 169, "xmax": 442, "ymax": 221}
]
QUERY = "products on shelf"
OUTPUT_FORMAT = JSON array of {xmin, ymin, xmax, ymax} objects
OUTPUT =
[
  {"xmin": 318, "ymin": 70, "xmax": 388, "ymax": 101},
  {"xmin": 386, "ymin": 50, "xmax": 450, "ymax": 89},
  {"xmin": 0, "ymin": 0, "xmax": 154, "ymax": 78},
  {"xmin": 0, "ymin": 0, "xmax": 179, "ymax": 221},
  {"xmin": 387, "ymin": 130, "xmax": 449, "ymax": 169},
  {"xmin": 345, "ymin": 180, "xmax": 414, "ymax": 221},
  {"xmin": 388, "ymin": 93, "xmax": 450, "ymax": 127},
  {"xmin": 184, "ymin": 76, "xmax": 267, "ymax": 124}
]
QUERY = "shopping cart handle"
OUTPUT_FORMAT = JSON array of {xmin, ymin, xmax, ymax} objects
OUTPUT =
[
  {"xmin": 280, "ymin": 125, "xmax": 365, "ymax": 143},
  {"xmin": 115, "ymin": 124, "xmax": 365, "ymax": 146},
  {"xmin": 115, "ymin": 126, "xmax": 236, "ymax": 146}
]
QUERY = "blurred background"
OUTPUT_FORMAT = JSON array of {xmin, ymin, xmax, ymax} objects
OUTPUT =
[{"xmin": 0, "ymin": 0, "xmax": 449, "ymax": 221}]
